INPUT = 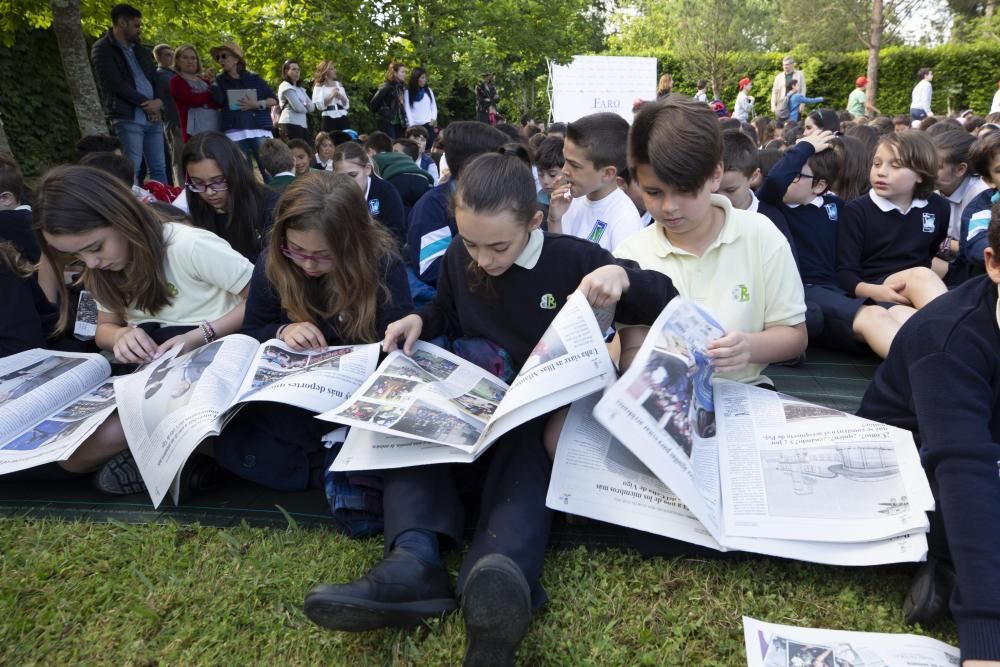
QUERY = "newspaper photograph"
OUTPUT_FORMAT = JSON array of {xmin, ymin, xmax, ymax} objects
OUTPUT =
[
  {"xmin": 715, "ymin": 379, "xmax": 934, "ymax": 544},
  {"xmin": 321, "ymin": 291, "xmax": 615, "ymax": 462},
  {"xmin": 594, "ymin": 297, "xmax": 727, "ymax": 541},
  {"xmin": 742, "ymin": 616, "xmax": 959, "ymax": 667},
  {"xmin": 330, "ymin": 427, "xmax": 486, "ymax": 470}
]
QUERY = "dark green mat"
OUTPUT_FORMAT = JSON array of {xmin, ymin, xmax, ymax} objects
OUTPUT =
[{"xmin": 0, "ymin": 347, "xmax": 881, "ymax": 537}]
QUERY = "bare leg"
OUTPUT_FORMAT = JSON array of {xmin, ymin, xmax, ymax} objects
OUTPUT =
[
  {"xmin": 542, "ymin": 407, "xmax": 569, "ymax": 461},
  {"xmin": 852, "ymin": 305, "xmax": 902, "ymax": 358},
  {"xmin": 931, "ymin": 257, "xmax": 949, "ymax": 280},
  {"xmin": 888, "ymin": 304, "xmax": 917, "ymax": 327},
  {"xmin": 887, "ymin": 267, "xmax": 948, "ymax": 310},
  {"xmin": 58, "ymin": 413, "xmax": 126, "ymax": 473}
]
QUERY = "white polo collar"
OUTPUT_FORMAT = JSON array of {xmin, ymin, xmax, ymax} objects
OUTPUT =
[
  {"xmin": 513, "ymin": 228, "xmax": 544, "ymax": 269},
  {"xmin": 787, "ymin": 195, "xmax": 825, "ymax": 209},
  {"xmin": 747, "ymin": 190, "xmax": 760, "ymax": 213},
  {"xmin": 869, "ymin": 189, "xmax": 928, "ymax": 215}
]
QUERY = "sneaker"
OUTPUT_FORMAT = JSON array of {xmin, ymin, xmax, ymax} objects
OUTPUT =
[
  {"xmin": 304, "ymin": 548, "xmax": 457, "ymax": 632},
  {"xmin": 93, "ymin": 449, "xmax": 147, "ymax": 495},
  {"xmin": 904, "ymin": 557, "xmax": 955, "ymax": 626},
  {"xmin": 462, "ymin": 554, "xmax": 532, "ymax": 667}
]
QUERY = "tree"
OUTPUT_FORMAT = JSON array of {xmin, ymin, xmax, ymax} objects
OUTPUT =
[
  {"xmin": 49, "ymin": 0, "xmax": 105, "ymax": 136},
  {"xmin": 867, "ymin": 0, "xmax": 884, "ymax": 113}
]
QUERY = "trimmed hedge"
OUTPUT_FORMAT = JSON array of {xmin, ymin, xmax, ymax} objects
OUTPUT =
[{"xmin": 617, "ymin": 43, "xmax": 1000, "ymax": 119}]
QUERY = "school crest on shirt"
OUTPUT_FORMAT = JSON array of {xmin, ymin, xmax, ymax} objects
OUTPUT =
[
  {"xmin": 588, "ymin": 220, "xmax": 609, "ymax": 243},
  {"xmin": 921, "ymin": 212, "xmax": 936, "ymax": 233},
  {"xmin": 731, "ymin": 284, "xmax": 750, "ymax": 303},
  {"xmin": 539, "ymin": 294, "xmax": 557, "ymax": 309},
  {"xmin": 167, "ymin": 282, "xmax": 179, "ymax": 297},
  {"xmin": 823, "ymin": 203, "xmax": 838, "ymax": 221},
  {"xmin": 368, "ymin": 198, "xmax": 381, "ymax": 216}
]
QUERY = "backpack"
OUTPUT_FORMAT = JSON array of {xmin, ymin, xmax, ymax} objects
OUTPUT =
[{"xmin": 775, "ymin": 91, "xmax": 793, "ymax": 121}]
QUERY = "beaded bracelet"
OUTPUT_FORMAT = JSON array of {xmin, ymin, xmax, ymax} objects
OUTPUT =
[{"xmin": 199, "ymin": 321, "xmax": 216, "ymax": 345}]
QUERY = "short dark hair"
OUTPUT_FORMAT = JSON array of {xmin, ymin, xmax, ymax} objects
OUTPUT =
[
  {"xmin": 807, "ymin": 108, "xmax": 840, "ymax": 133},
  {"xmin": 440, "ymin": 121, "xmax": 508, "ymax": 180},
  {"xmin": 807, "ymin": 141, "xmax": 843, "ymax": 195},
  {"xmin": 365, "ymin": 131, "xmax": 393, "ymax": 154},
  {"xmin": 892, "ymin": 115, "xmax": 911, "ymax": 126},
  {"xmin": 566, "ymin": 112, "xmax": 631, "ymax": 175},
  {"xmin": 75, "ymin": 134, "xmax": 122, "ymax": 161},
  {"xmin": 869, "ymin": 116, "xmax": 895, "ymax": 136},
  {"xmin": 969, "ymin": 131, "xmax": 1000, "ymax": 177},
  {"xmin": 931, "ymin": 129, "xmax": 976, "ymax": 167},
  {"xmin": 696, "ymin": 79, "xmax": 707, "ymax": 90},
  {"xmin": 879, "ymin": 131, "xmax": 938, "ymax": 199},
  {"xmin": 393, "ymin": 138, "xmax": 420, "ymax": 161},
  {"xmin": 535, "ymin": 136, "xmax": 565, "ymax": 171},
  {"xmin": 758, "ymin": 149, "xmax": 783, "ymax": 179},
  {"xmin": 629, "ymin": 96, "xmax": 722, "ymax": 192},
  {"xmin": 79, "ymin": 151, "xmax": 135, "ymax": 187},
  {"xmin": 721, "ymin": 130, "xmax": 759, "ymax": 178},
  {"xmin": 990, "ymin": 200, "xmax": 1000, "ymax": 255},
  {"xmin": 547, "ymin": 122, "xmax": 567, "ymax": 136},
  {"xmin": 287, "ymin": 138, "xmax": 312, "ymax": 154},
  {"xmin": 405, "ymin": 125, "xmax": 429, "ymax": 142},
  {"xmin": 0, "ymin": 155, "xmax": 27, "ymax": 202},
  {"xmin": 259, "ymin": 139, "xmax": 294, "ymax": 176},
  {"xmin": 111, "ymin": 3, "xmax": 141, "ymax": 22},
  {"xmin": 917, "ymin": 67, "xmax": 932, "ymax": 79},
  {"xmin": 494, "ymin": 122, "xmax": 521, "ymax": 143}
]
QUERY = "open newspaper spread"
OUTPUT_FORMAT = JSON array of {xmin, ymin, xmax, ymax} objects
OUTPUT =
[
  {"xmin": 742, "ymin": 616, "xmax": 959, "ymax": 667},
  {"xmin": 114, "ymin": 334, "xmax": 378, "ymax": 507},
  {"xmin": 580, "ymin": 297, "xmax": 933, "ymax": 564},
  {"xmin": 0, "ymin": 349, "xmax": 116, "ymax": 474},
  {"xmin": 326, "ymin": 291, "xmax": 617, "ymax": 469}
]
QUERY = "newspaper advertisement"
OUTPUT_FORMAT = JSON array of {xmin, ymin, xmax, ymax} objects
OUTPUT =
[
  {"xmin": 548, "ymin": 395, "xmax": 929, "ymax": 565},
  {"xmin": 715, "ymin": 379, "xmax": 934, "ymax": 544},
  {"xmin": 322, "ymin": 291, "xmax": 615, "ymax": 463},
  {"xmin": 593, "ymin": 297, "xmax": 727, "ymax": 541},
  {"xmin": 742, "ymin": 616, "xmax": 959, "ymax": 667}
]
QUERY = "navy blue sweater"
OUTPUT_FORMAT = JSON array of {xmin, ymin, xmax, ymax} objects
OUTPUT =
[
  {"xmin": 957, "ymin": 187, "xmax": 995, "ymax": 278},
  {"xmin": 837, "ymin": 192, "xmax": 949, "ymax": 294},
  {"xmin": 241, "ymin": 250, "xmax": 413, "ymax": 344},
  {"xmin": 756, "ymin": 143, "xmax": 843, "ymax": 286},
  {"xmin": 0, "ymin": 266, "xmax": 57, "ymax": 358},
  {"xmin": 418, "ymin": 233, "xmax": 677, "ymax": 368},
  {"xmin": 756, "ymin": 199, "xmax": 799, "ymax": 267},
  {"xmin": 0, "ymin": 210, "xmax": 40, "ymax": 264},
  {"xmin": 405, "ymin": 182, "xmax": 455, "ymax": 288},
  {"xmin": 367, "ymin": 175, "xmax": 406, "ymax": 250},
  {"xmin": 858, "ymin": 275, "xmax": 1000, "ymax": 660},
  {"xmin": 213, "ymin": 71, "xmax": 276, "ymax": 133}
]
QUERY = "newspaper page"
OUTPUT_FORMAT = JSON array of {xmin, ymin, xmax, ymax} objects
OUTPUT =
[
  {"xmin": 229, "ymin": 339, "xmax": 380, "ymax": 414},
  {"xmin": 548, "ymin": 395, "xmax": 928, "ymax": 565},
  {"xmin": 114, "ymin": 336, "xmax": 257, "ymax": 508},
  {"xmin": 715, "ymin": 379, "xmax": 934, "ymax": 544},
  {"xmin": 330, "ymin": 427, "xmax": 482, "ymax": 470},
  {"xmin": 742, "ymin": 616, "xmax": 959, "ymax": 667},
  {"xmin": 321, "ymin": 291, "xmax": 614, "ymax": 459},
  {"xmin": 594, "ymin": 297, "xmax": 727, "ymax": 541},
  {"xmin": 0, "ymin": 349, "xmax": 110, "ymax": 447}
]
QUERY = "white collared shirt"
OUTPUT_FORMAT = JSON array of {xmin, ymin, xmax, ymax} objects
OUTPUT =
[
  {"xmin": 787, "ymin": 195, "xmax": 825, "ymax": 209},
  {"xmin": 747, "ymin": 190, "xmax": 760, "ymax": 213},
  {"xmin": 941, "ymin": 176, "xmax": 989, "ymax": 238},
  {"xmin": 868, "ymin": 189, "xmax": 928, "ymax": 215},
  {"xmin": 513, "ymin": 228, "xmax": 544, "ymax": 270}
]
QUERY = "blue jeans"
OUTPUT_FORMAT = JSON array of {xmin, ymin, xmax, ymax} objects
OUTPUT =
[
  {"xmin": 236, "ymin": 136, "xmax": 269, "ymax": 182},
  {"xmin": 115, "ymin": 119, "xmax": 167, "ymax": 184}
]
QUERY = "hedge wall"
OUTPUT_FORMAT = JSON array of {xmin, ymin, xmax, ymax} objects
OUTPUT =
[{"xmin": 623, "ymin": 43, "xmax": 1000, "ymax": 119}]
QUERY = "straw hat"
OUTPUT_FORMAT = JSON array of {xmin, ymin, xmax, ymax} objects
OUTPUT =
[{"xmin": 210, "ymin": 41, "xmax": 244, "ymax": 62}]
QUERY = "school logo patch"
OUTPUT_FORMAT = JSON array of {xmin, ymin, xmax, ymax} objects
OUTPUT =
[
  {"xmin": 539, "ymin": 294, "xmax": 557, "ymax": 309},
  {"xmin": 167, "ymin": 282, "xmax": 179, "ymax": 297},
  {"xmin": 731, "ymin": 284, "xmax": 750, "ymax": 303},
  {"xmin": 823, "ymin": 203, "xmax": 838, "ymax": 221},
  {"xmin": 921, "ymin": 213, "xmax": 936, "ymax": 233},
  {"xmin": 588, "ymin": 220, "xmax": 609, "ymax": 243},
  {"xmin": 368, "ymin": 198, "xmax": 381, "ymax": 216}
]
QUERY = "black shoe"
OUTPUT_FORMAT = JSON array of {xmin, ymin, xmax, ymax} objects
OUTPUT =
[
  {"xmin": 304, "ymin": 549, "xmax": 456, "ymax": 632},
  {"xmin": 93, "ymin": 449, "xmax": 147, "ymax": 495},
  {"xmin": 176, "ymin": 452, "xmax": 229, "ymax": 502},
  {"xmin": 462, "ymin": 554, "xmax": 532, "ymax": 667},
  {"xmin": 904, "ymin": 557, "xmax": 955, "ymax": 626}
]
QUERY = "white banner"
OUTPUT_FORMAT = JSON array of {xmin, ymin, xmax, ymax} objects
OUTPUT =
[{"xmin": 549, "ymin": 55, "xmax": 658, "ymax": 123}]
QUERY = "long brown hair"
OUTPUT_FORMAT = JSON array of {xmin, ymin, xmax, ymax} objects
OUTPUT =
[
  {"xmin": 0, "ymin": 240, "xmax": 32, "ymax": 278},
  {"xmin": 265, "ymin": 172, "xmax": 397, "ymax": 342},
  {"xmin": 33, "ymin": 165, "xmax": 172, "ymax": 333}
]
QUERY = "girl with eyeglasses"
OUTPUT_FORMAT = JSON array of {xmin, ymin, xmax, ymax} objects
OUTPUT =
[
  {"xmin": 213, "ymin": 172, "xmax": 411, "ymax": 492},
  {"xmin": 181, "ymin": 130, "xmax": 280, "ymax": 261}
]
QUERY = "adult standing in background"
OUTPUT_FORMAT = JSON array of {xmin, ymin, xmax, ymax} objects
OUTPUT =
[
  {"xmin": 312, "ymin": 60, "xmax": 351, "ymax": 133},
  {"xmin": 154, "ymin": 43, "xmax": 182, "ymax": 184},
  {"xmin": 770, "ymin": 56, "xmax": 806, "ymax": 116},
  {"xmin": 276, "ymin": 59, "xmax": 315, "ymax": 142},
  {"xmin": 989, "ymin": 79, "xmax": 1000, "ymax": 114},
  {"xmin": 403, "ymin": 67, "xmax": 438, "ymax": 148},
  {"xmin": 169, "ymin": 45, "xmax": 219, "ymax": 142},
  {"xmin": 476, "ymin": 73, "xmax": 499, "ymax": 124},
  {"xmin": 911, "ymin": 68, "xmax": 934, "ymax": 122},
  {"xmin": 847, "ymin": 76, "xmax": 879, "ymax": 118},
  {"xmin": 370, "ymin": 62, "xmax": 408, "ymax": 139},
  {"xmin": 90, "ymin": 3, "xmax": 168, "ymax": 185},
  {"xmin": 656, "ymin": 73, "xmax": 673, "ymax": 100},
  {"xmin": 210, "ymin": 41, "xmax": 277, "ymax": 181}
]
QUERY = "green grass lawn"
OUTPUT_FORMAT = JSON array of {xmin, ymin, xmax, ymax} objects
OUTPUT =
[{"xmin": 0, "ymin": 519, "xmax": 958, "ymax": 666}]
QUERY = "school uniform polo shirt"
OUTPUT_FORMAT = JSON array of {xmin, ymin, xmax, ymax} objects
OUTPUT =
[
  {"xmin": 560, "ymin": 187, "xmax": 643, "ymax": 251},
  {"xmin": 941, "ymin": 175, "xmax": 989, "ymax": 239},
  {"xmin": 614, "ymin": 194, "xmax": 804, "ymax": 386}
]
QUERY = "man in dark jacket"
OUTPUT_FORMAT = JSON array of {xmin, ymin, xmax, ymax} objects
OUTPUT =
[
  {"xmin": 90, "ymin": 3, "xmax": 168, "ymax": 184},
  {"xmin": 475, "ymin": 73, "xmax": 498, "ymax": 125}
]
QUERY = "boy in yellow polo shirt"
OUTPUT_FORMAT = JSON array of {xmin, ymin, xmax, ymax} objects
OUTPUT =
[{"xmin": 614, "ymin": 96, "xmax": 806, "ymax": 386}]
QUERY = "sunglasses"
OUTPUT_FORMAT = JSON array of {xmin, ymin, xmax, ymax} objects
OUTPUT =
[
  {"xmin": 185, "ymin": 177, "xmax": 229, "ymax": 193},
  {"xmin": 280, "ymin": 244, "xmax": 334, "ymax": 266},
  {"xmin": 215, "ymin": 52, "xmax": 231, "ymax": 62}
]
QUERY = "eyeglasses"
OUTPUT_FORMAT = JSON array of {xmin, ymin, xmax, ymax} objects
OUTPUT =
[
  {"xmin": 280, "ymin": 244, "xmax": 335, "ymax": 266},
  {"xmin": 792, "ymin": 172, "xmax": 817, "ymax": 183},
  {"xmin": 215, "ymin": 53, "xmax": 230, "ymax": 62},
  {"xmin": 185, "ymin": 177, "xmax": 229, "ymax": 193}
]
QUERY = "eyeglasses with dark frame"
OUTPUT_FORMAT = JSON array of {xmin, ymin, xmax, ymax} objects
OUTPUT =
[
  {"xmin": 792, "ymin": 171, "xmax": 819, "ymax": 183},
  {"xmin": 185, "ymin": 177, "xmax": 229, "ymax": 193},
  {"xmin": 280, "ymin": 244, "xmax": 335, "ymax": 266}
]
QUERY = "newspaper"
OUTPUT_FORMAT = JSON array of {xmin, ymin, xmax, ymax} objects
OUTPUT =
[
  {"xmin": 0, "ymin": 349, "xmax": 116, "ymax": 474},
  {"xmin": 326, "ymin": 291, "xmax": 617, "ymax": 469},
  {"xmin": 592, "ymin": 296, "xmax": 935, "ymax": 556},
  {"xmin": 742, "ymin": 616, "xmax": 959, "ymax": 667},
  {"xmin": 114, "ymin": 334, "xmax": 378, "ymax": 507},
  {"xmin": 547, "ymin": 395, "xmax": 929, "ymax": 565}
]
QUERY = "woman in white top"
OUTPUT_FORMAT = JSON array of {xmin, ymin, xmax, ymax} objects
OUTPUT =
[
  {"xmin": 312, "ymin": 60, "xmax": 351, "ymax": 133},
  {"xmin": 277, "ymin": 60, "xmax": 315, "ymax": 142},
  {"xmin": 403, "ymin": 67, "xmax": 438, "ymax": 147},
  {"xmin": 733, "ymin": 77, "xmax": 754, "ymax": 122},
  {"xmin": 910, "ymin": 68, "xmax": 933, "ymax": 121}
]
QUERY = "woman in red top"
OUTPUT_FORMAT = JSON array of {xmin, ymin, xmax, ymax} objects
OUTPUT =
[{"xmin": 169, "ymin": 45, "xmax": 220, "ymax": 142}]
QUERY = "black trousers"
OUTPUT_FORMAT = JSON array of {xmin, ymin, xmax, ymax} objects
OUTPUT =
[{"xmin": 382, "ymin": 416, "xmax": 553, "ymax": 608}]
